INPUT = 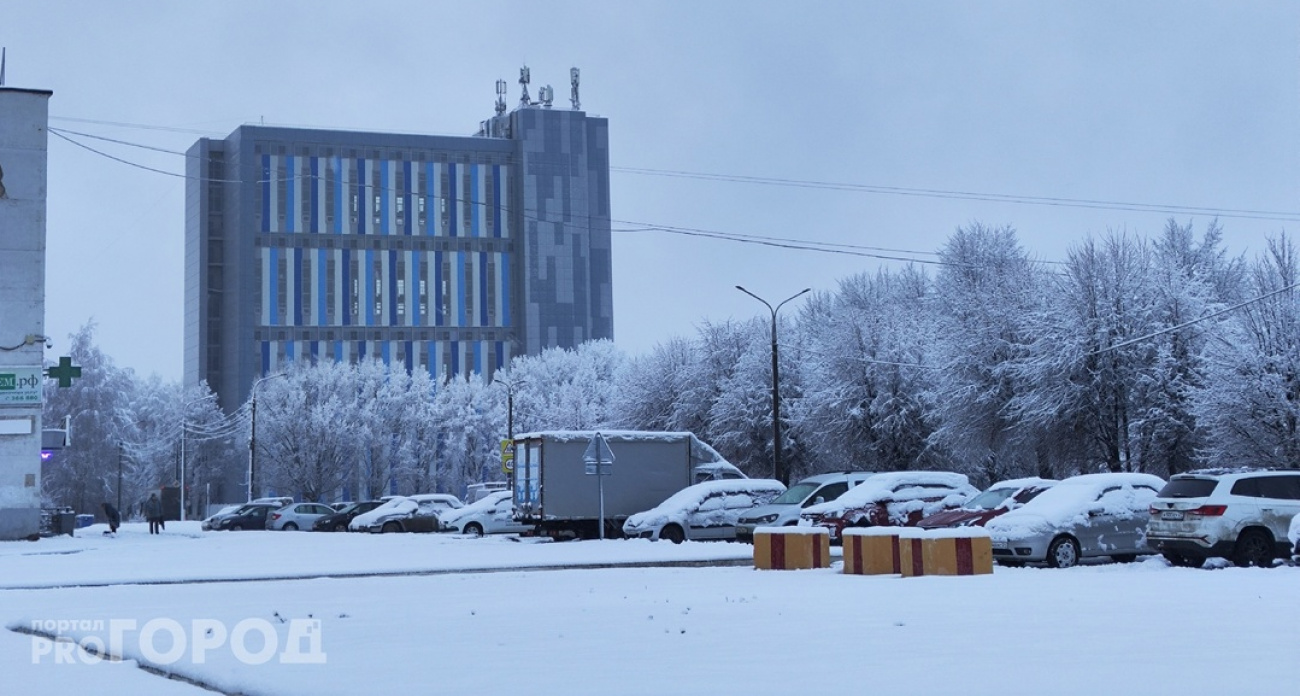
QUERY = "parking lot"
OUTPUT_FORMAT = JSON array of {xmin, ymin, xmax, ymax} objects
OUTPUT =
[{"xmin": 2, "ymin": 522, "xmax": 1297, "ymax": 695}]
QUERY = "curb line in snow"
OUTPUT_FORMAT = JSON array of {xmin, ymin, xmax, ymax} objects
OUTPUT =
[{"xmin": 0, "ymin": 556, "xmax": 759, "ymax": 591}]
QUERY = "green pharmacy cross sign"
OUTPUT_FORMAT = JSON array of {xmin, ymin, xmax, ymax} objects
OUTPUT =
[{"xmin": 45, "ymin": 357, "xmax": 82, "ymax": 388}]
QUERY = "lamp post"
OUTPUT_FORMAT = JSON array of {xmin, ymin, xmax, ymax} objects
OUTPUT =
[
  {"xmin": 248, "ymin": 373, "xmax": 287, "ymax": 502},
  {"xmin": 494, "ymin": 375, "xmax": 526, "ymax": 491},
  {"xmin": 736, "ymin": 286, "xmax": 811, "ymax": 486}
]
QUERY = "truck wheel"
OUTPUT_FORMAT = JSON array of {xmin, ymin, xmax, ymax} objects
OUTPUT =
[{"xmin": 660, "ymin": 524, "xmax": 685, "ymax": 544}]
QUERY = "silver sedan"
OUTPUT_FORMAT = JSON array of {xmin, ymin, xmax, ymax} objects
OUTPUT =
[{"xmin": 985, "ymin": 472, "xmax": 1164, "ymax": 568}]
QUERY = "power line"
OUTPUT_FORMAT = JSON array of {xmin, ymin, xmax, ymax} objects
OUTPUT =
[
  {"xmin": 613, "ymin": 166, "xmax": 1300, "ymax": 224},
  {"xmin": 1093, "ymin": 281, "xmax": 1300, "ymax": 355}
]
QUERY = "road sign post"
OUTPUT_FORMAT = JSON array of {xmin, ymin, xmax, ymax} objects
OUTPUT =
[{"xmin": 583, "ymin": 432, "xmax": 616, "ymax": 539}]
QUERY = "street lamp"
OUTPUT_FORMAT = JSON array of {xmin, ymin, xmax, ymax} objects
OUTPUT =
[
  {"xmin": 494, "ymin": 375, "xmax": 527, "ymax": 491},
  {"xmin": 736, "ymin": 285, "xmax": 811, "ymax": 486},
  {"xmin": 248, "ymin": 373, "xmax": 287, "ymax": 502}
]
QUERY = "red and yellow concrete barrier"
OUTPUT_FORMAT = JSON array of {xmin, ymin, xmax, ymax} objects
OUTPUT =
[
  {"xmin": 843, "ymin": 527, "xmax": 993, "ymax": 577},
  {"xmin": 753, "ymin": 527, "xmax": 831, "ymax": 570},
  {"xmin": 842, "ymin": 527, "xmax": 903, "ymax": 575}
]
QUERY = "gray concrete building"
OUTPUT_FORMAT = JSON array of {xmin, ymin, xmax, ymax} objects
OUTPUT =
[{"xmin": 0, "ymin": 86, "xmax": 53, "ymax": 540}]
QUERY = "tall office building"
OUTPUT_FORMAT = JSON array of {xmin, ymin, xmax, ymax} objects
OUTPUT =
[{"xmin": 185, "ymin": 73, "xmax": 613, "ymax": 433}]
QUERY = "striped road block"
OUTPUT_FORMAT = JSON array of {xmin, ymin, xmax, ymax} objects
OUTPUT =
[
  {"xmin": 842, "ymin": 527, "xmax": 903, "ymax": 575},
  {"xmin": 753, "ymin": 527, "xmax": 831, "ymax": 570},
  {"xmin": 897, "ymin": 527, "xmax": 993, "ymax": 577}
]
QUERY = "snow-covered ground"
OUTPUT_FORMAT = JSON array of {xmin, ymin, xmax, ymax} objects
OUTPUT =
[{"xmin": 2, "ymin": 522, "xmax": 1296, "ymax": 695}]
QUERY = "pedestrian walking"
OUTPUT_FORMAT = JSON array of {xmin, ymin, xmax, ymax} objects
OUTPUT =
[
  {"xmin": 101, "ymin": 502, "xmax": 121, "ymax": 535},
  {"xmin": 144, "ymin": 493, "xmax": 162, "ymax": 534}
]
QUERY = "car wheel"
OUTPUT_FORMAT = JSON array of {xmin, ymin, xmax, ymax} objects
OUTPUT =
[
  {"xmin": 334, "ymin": 523, "xmax": 347, "ymax": 532},
  {"xmin": 1110, "ymin": 553, "xmax": 1138, "ymax": 563},
  {"xmin": 283, "ymin": 522, "xmax": 298, "ymax": 531},
  {"xmin": 230, "ymin": 524, "xmax": 243, "ymax": 531},
  {"xmin": 660, "ymin": 524, "xmax": 685, "ymax": 544},
  {"xmin": 464, "ymin": 522, "xmax": 484, "ymax": 537},
  {"xmin": 381, "ymin": 521, "xmax": 402, "ymax": 534},
  {"xmin": 1232, "ymin": 529, "xmax": 1274, "ymax": 568},
  {"xmin": 1046, "ymin": 536, "xmax": 1079, "ymax": 569}
]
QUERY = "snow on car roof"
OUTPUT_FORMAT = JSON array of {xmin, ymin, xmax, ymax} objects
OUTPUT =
[
  {"xmin": 804, "ymin": 471, "xmax": 972, "ymax": 514},
  {"xmin": 988, "ymin": 477, "xmax": 1058, "ymax": 490}
]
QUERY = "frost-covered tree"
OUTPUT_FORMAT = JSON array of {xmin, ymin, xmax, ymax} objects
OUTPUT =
[
  {"xmin": 256, "ymin": 360, "xmax": 363, "ymax": 501},
  {"xmin": 1194, "ymin": 234, "xmax": 1300, "ymax": 468},
  {"xmin": 793, "ymin": 267, "xmax": 942, "ymax": 477},
  {"xmin": 925, "ymin": 224, "xmax": 1048, "ymax": 486},
  {"xmin": 1009, "ymin": 233, "xmax": 1163, "ymax": 474}
]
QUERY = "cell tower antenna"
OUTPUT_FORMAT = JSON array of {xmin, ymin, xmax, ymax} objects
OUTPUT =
[
  {"xmin": 570, "ymin": 67, "xmax": 580, "ymax": 110},
  {"xmin": 495, "ymin": 79, "xmax": 507, "ymax": 115},
  {"xmin": 518, "ymin": 65, "xmax": 531, "ymax": 107},
  {"xmin": 1, "ymin": 48, "xmax": 7, "ymax": 87}
]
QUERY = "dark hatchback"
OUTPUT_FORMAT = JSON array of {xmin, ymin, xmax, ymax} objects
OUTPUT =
[
  {"xmin": 917, "ymin": 478, "xmax": 1057, "ymax": 530},
  {"xmin": 212, "ymin": 502, "xmax": 282, "ymax": 531},
  {"xmin": 312, "ymin": 500, "xmax": 384, "ymax": 532}
]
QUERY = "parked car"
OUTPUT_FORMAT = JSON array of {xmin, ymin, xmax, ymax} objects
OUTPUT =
[
  {"xmin": 211, "ymin": 502, "xmax": 282, "ymax": 531},
  {"xmin": 1147, "ymin": 468, "xmax": 1300, "ymax": 568},
  {"xmin": 465, "ymin": 482, "xmax": 509, "ymax": 504},
  {"xmin": 986, "ymin": 472, "xmax": 1165, "ymax": 568},
  {"xmin": 349, "ymin": 497, "xmax": 442, "ymax": 533},
  {"xmin": 201, "ymin": 504, "xmax": 242, "ymax": 531},
  {"xmin": 916, "ymin": 477, "xmax": 1058, "ymax": 530},
  {"xmin": 408, "ymin": 493, "xmax": 464, "ymax": 516},
  {"xmin": 251, "ymin": 496, "xmax": 294, "ymax": 508},
  {"xmin": 439, "ymin": 491, "xmax": 531, "ymax": 536},
  {"xmin": 734, "ymin": 471, "xmax": 876, "ymax": 541},
  {"xmin": 1289, "ymin": 513, "xmax": 1300, "ymax": 563},
  {"xmin": 799, "ymin": 471, "xmax": 978, "ymax": 541},
  {"xmin": 330, "ymin": 502, "xmax": 350, "ymax": 511},
  {"xmin": 623, "ymin": 479, "xmax": 787, "ymax": 543},
  {"xmin": 267, "ymin": 502, "xmax": 336, "ymax": 531},
  {"xmin": 313, "ymin": 500, "xmax": 385, "ymax": 532},
  {"xmin": 692, "ymin": 460, "xmax": 748, "ymax": 483}
]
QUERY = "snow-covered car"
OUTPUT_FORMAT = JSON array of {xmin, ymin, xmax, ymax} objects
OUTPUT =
[
  {"xmin": 407, "ymin": 493, "xmax": 464, "ymax": 516},
  {"xmin": 266, "ymin": 502, "xmax": 336, "ymax": 531},
  {"xmin": 201, "ymin": 504, "xmax": 242, "ymax": 531},
  {"xmin": 348, "ymin": 497, "xmax": 442, "ymax": 533},
  {"xmin": 465, "ymin": 481, "xmax": 509, "ymax": 503},
  {"xmin": 735, "ymin": 471, "xmax": 877, "ymax": 541},
  {"xmin": 623, "ymin": 479, "xmax": 786, "ymax": 543},
  {"xmin": 1147, "ymin": 468, "xmax": 1300, "ymax": 568},
  {"xmin": 692, "ymin": 460, "xmax": 748, "ymax": 483},
  {"xmin": 916, "ymin": 477, "xmax": 1057, "ymax": 530},
  {"xmin": 799, "ymin": 471, "xmax": 978, "ymax": 541},
  {"xmin": 986, "ymin": 472, "xmax": 1165, "ymax": 568},
  {"xmin": 438, "ymin": 491, "xmax": 531, "ymax": 536}
]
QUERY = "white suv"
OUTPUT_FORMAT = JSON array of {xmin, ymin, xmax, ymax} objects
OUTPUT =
[{"xmin": 1146, "ymin": 468, "xmax": 1300, "ymax": 568}]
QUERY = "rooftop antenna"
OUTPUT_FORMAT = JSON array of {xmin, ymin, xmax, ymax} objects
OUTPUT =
[
  {"xmin": 570, "ymin": 67, "xmax": 580, "ymax": 110},
  {"xmin": 1, "ymin": 48, "xmax": 7, "ymax": 87},
  {"xmin": 518, "ymin": 65, "xmax": 531, "ymax": 107},
  {"xmin": 540, "ymin": 85, "xmax": 553, "ymax": 108},
  {"xmin": 495, "ymin": 78, "xmax": 507, "ymax": 115}
]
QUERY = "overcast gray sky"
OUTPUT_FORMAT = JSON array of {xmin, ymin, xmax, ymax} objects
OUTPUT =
[{"xmin": 4, "ymin": 1, "xmax": 1298, "ymax": 381}]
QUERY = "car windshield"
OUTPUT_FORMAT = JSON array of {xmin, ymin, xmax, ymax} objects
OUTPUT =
[
  {"xmin": 335, "ymin": 503, "xmax": 361, "ymax": 514},
  {"xmin": 771, "ymin": 482, "xmax": 820, "ymax": 505},
  {"xmin": 965, "ymin": 487, "xmax": 1016, "ymax": 510}
]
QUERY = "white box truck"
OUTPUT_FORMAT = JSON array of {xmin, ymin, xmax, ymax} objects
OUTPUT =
[{"xmin": 511, "ymin": 430, "xmax": 744, "ymax": 539}]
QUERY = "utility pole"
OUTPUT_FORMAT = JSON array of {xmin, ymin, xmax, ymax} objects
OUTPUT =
[{"xmin": 248, "ymin": 373, "xmax": 287, "ymax": 501}]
